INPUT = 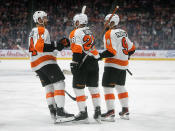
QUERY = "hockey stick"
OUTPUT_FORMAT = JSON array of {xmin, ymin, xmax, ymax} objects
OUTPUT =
[
  {"xmin": 16, "ymin": 45, "xmax": 80, "ymax": 100},
  {"xmin": 126, "ymin": 69, "xmax": 132, "ymax": 76},
  {"xmin": 17, "ymin": 44, "xmax": 30, "ymax": 57},
  {"xmin": 63, "ymin": 67, "xmax": 133, "ymax": 76},
  {"xmin": 65, "ymin": 90, "xmax": 76, "ymax": 101},
  {"xmin": 17, "ymin": 44, "xmax": 72, "ymax": 75},
  {"xmin": 65, "ymin": 90, "xmax": 88, "ymax": 101},
  {"xmin": 82, "ymin": 5, "xmax": 86, "ymax": 14},
  {"xmin": 70, "ymin": 5, "xmax": 88, "ymax": 69},
  {"xmin": 102, "ymin": 5, "xmax": 119, "ymax": 35},
  {"xmin": 78, "ymin": 6, "xmax": 119, "ymax": 68}
]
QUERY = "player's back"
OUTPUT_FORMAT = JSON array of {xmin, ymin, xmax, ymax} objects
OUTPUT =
[
  {"xmin": 70, "ymin": 26, "xmax": 98, "ymax": 71},
  {"xmin": 104, "ymin": 28, "xmax": 135, "ymax": 70}
]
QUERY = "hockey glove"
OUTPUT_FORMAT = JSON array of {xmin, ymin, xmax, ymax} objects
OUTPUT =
[
  {"xmin": 51, "ymin": 41, "xmax": 65, "ymax": 51},
  {"xmin": 128, "ymin": 50, "xmax": 135, "ymax": 60},
  {"xmin": 58, "ymin": 37, "xmax": 70, "ymax": 48},
  {"xmin": 96, "ymin": 50, "xmax": 115, "ymax": 61},
  {"xmin": 70, "ymin": 62, "xmax": 79, "ymax": 75},
  {"xmin": 97, "ymin": 53, "xmax": 103, "ymax": 61}
]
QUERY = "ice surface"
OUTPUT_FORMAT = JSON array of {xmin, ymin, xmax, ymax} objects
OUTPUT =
[{"xmin": 0, "ymin": 60, "xmax": 175, "ymax": 131}]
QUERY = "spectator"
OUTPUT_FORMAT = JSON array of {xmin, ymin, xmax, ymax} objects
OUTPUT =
[{"xmin": 0, "ymin": 0, "xmax": 174, "ymax": 50}]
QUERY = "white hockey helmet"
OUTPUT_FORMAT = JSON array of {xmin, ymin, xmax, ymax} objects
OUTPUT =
[
  {"xmin": 33, "ymin": 11, "xmax": 47, "ymax": 23},
  {"xmin": 105, "ymin": 14, "xmax": 120, "ymax": 26},
  {"xmin": 73, "ymin": 13, "xmax": 88, "ymax": 26}
]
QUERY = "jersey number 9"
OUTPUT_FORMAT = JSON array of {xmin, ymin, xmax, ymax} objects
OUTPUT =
[{"xmin": 122, "ymin": 37, "xmax": 128, "ymax": 55}]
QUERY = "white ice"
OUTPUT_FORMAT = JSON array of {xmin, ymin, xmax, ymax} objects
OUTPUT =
[{"xmin": 0, "ymin": 60, "xmax": 175, "ymax": 131}]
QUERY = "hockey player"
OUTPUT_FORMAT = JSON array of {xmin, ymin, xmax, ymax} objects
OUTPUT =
[
  {"xmin": 29, "ymin": 11, "xmax": 74, "ymax": 123},
  {"xmin": 98, "ymin": 14, "xmax": 135, "ymax": 121},
  {"xmin": 69, "ymin": 13, "xmax": 101, "ymax": 123}
]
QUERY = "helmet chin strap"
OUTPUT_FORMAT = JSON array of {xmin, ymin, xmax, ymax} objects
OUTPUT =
[
  {"xmin": 38, "ymin": 21, "xmax": 44, "ymax": 25},
  {"xmin": 37, "ymin": 18, "xmax": 44, "ymax": 26},
  {"xmin": 74, "ymin": 21, "xmax": 80, "ymax": 28},
  {"xmin": 109, "ymin": 21, "xmax": 117, "ymax": 29}
]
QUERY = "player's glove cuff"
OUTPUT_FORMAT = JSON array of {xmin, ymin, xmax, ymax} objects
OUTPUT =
[
  {"xmin": 70, "ymin": 62, "xmax": 79, "ymax": 75},
  {"xmin": 58, "ymin": 37, "xmax": 70, "ymax": 48},
  {"xmin": 96, "ymin": 53, "xmax": 103, "ymax": 61}
]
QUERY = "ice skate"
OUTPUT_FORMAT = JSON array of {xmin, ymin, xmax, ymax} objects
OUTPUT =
[
  {"xmin": 56, "ymin": 107, "xmax": 74, "ymax": 123},
  {"xmin": 73, "ymin": 107, "xmax": 89, "ymax": 124},
  {"xmin": 93, "ymin": 106, "xmax": 101, "ymax": 123},
  {"xmin": 101, "ymin": 109, "xmax": 115, "ymax": 122},
  {"xmin": 48, "ymin": 105, "xmax": 57, "ymax": 124},
  {"xmin": 119, "ymin": 107, "xmax": 129, "ymax": 120}
]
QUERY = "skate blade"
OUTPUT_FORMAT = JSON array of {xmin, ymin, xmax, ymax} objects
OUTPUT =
[
  {"xmin": 72, "ymin": 118, "xmax": 89, "ymax": 124},
  {"xmin": 94, "ymin": 117, "xmax": 102, "ymax": 124},
  {"xmin": 56, "ymin": 116, "xmax": 75, "ymax": 123},
  {"xmin": 50, "ymin": 116, "xmax": 57, "ymax": 124},
  {"xmin": 101, "ymin": 117, "xmax": 115, "ymax": 122},
  {"xmin": 52, "ymin": 118, "xmax": 57, "ymax": 124},
  {"xmin": 120, "ymin": 115, "xmax": 129, "ymax": 120}
]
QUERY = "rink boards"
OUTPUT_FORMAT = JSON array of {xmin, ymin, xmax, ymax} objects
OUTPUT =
[{"xmin": 0, "ymin": 50, "xmax": 175, "ymax": 60}]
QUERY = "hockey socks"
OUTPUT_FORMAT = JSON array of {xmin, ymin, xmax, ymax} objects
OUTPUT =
[
  {"xmin": 45, "ymin": 84, "xmax": 56, "ymax": 106},
  {"xmin": 73, "ymin": 88, "xmax": 87, "ymax": 112},
  {"xmin": 53, "ymin": 81, "xmax": 65, "ymax": 108},
  {"xmin": 88, "ymin": 87, "xmax": 101, "ymax": 109},
  {"xmin": 115, "ymin": 85, "xmax": 129, "ymax": 108},
  {"xmin": 103, "ymin": 87, "xmax": 115, "ymax": 111}
]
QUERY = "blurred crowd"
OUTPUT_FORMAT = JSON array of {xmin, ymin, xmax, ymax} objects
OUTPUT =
[{"xmin": 0, "ymin": 0, "xmax": 175, "ymax": 50}]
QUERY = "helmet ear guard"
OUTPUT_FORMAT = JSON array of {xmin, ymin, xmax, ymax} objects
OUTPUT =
[
  {"xmin": 73, "ymin": 13, "xmax": 88, "ymax": 27},
  {"xmin": 33, "ymin": 11, "xmax": 47, "ymax": 24},
  {"xmin": 105, "ymin": 14, "xmax": 120, "ymax": 27}
]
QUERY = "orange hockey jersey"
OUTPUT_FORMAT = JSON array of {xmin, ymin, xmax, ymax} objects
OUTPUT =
[
  {"xmin": 28, "ymin": 26, "xmax": 57, "ymax": 71},
  {"xmin": 103, "ymin": 29, "xmax": 135, "ymax": 70}
]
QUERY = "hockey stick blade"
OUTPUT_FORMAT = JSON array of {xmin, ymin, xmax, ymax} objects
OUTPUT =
[{"xmin": 62, "ymin": 69, "xmax": 72, "ymax": 75}]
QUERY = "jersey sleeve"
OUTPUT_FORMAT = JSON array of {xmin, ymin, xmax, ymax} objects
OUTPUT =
[
  {"xmin": 125, "ymin": 37, "xmax": 135, "ymax": 56},
  {"xmin": 104, "ymin": 30, "xmax": 117, "ymax": 55},
  {"xmin": 69, "ymin": 29, "xmax": 83, "ymax": 54},
  {"xmin": 126, "ymin": 37, "xmax": 135, "ymax": 52},
  {"xmin": 28, "ymin": 30, "xmax": 34, "ymax": 49}
]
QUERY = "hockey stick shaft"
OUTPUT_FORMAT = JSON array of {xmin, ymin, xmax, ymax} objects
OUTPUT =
[
  {"xmin": 17, "ymin": 44, "xmax": 30, "ymax": 57},
  {"xmin": 17, "ymin": 45, "xmax": 71, "ymax": 76},
  {"xmin": 17, "ymin": 45, "xmax": 79, "ymax": 101},
  {"xmin": 126, "ymin": 69, "xmax": 132, "ymax": 76},
  {"xmin": 78, "ymin": 54, "xmax": 88, "ymax": 69},
  {"xmin": 65, "ymin": 90, "xmax": 76, "ymax": 101},
  {"xmin": 79, "ymin": 6, "xmax": 119, "ymax": 68},
  {"xmin": 102, "ymin": 5, "xmax": 119, "ymax": 33},
  {"xmin": 82, "ymin": 5, "xmax": 86, "ymax": 14},
  {"xmin": 65, "ymin": 90, "xmax": 88, "ymax": 101}
]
